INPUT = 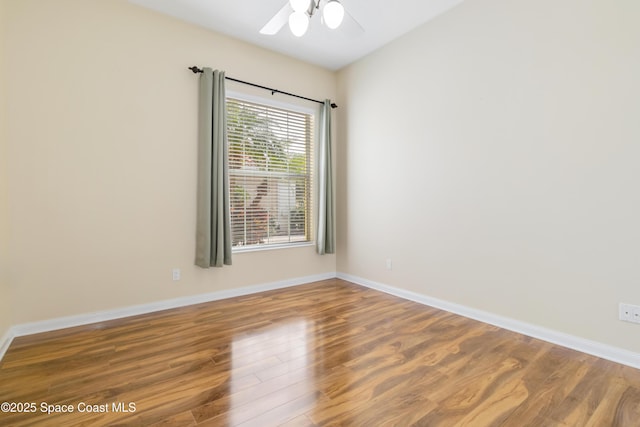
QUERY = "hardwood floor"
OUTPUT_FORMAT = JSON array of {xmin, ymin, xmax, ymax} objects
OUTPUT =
[{"xmin": 1, "ymin": 278, "xmax": 639, "ymax": 426}]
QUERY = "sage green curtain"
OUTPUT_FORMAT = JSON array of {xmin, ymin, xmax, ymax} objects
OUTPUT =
[
  {"xmin": 316, "ymin": 100, "xmax": 335, "ymax": 254},
  {"xmin": 195, "ymin": 68, "xmax": 232, "ymax": 267}
]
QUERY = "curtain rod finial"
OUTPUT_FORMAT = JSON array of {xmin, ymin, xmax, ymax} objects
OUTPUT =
[
  {"xmin": 331, "ymin": 103, "xmax": 338, "ymax": 109},
  {"xmin": 189, "ymin": 66, "xmax": 203, "ymax": 73}
]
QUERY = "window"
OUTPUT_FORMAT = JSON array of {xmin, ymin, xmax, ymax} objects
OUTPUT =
[{"xmin": 227, "ymin": 97, "xmax": 314, "ymax": 250}]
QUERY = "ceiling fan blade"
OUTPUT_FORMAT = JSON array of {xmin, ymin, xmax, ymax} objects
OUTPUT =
[
  {"xmin": 259, "ymin": 2, "xmax": 293, "ymax": 35},
  {"xmin": 321, "ymin": 2, "xmax": 364, "ymax": 37},
  {"xmin": 339, "ymin": 7, "xmax": 364, "ymax": 37}
]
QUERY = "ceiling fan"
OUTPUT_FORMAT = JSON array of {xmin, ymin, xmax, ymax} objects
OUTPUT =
[{"xmin": 260, "ymin": 0, "xmax": 362, "ymax": 38}]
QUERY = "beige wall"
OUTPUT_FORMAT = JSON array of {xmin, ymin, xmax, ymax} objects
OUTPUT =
[
  {"xmin": 4, "ymin": 0, "xmax": 336, "ymax": 324},
  {"xmin": 337, "ymin": 0, "xmax": 640, "ymax": 353},
  {"xmin": 0, "ymin": 0, "xmax": 13, "ymax": 339}
]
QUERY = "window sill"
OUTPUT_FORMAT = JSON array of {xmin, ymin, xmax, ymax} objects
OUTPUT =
[{"xmin": 232, "ymin": 241, "xmax": 314, "ymax": 254}]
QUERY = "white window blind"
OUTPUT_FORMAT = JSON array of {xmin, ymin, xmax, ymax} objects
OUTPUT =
[{"xmin": 227, "ymin": 97, "xmax": 313, "ymax": 249}]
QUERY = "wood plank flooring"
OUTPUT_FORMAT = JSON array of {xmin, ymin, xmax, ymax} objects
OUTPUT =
[{"xmin": 1, "ymin": 278, "xmax": 639, "ymax": 426}]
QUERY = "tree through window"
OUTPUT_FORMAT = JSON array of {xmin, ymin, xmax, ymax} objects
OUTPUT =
[{"xmin": 226, "ymin": 97, "xmax": 313, "ymax": 249}]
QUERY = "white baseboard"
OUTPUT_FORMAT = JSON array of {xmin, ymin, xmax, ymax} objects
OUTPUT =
[
  {"xmin": 8, "ymin": 272, "xmax": 336, "ymax": 341},
  {"xmin": 337, "ymin": 272, "xmax": 640, "ymax": 370},
  {"xmin": 0, "ymin": 329, "xmax": 15, "ymax": 363}
]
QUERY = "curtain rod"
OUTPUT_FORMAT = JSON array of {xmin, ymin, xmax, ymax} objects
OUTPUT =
[{"xmin": 188, "ymin": 66, "xmax": 337, "ymax": 109}]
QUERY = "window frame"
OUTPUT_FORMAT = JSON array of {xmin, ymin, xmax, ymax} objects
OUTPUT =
[{"xmin": 226, "ymin": 90, "xmax": 317, "ymax": 253}]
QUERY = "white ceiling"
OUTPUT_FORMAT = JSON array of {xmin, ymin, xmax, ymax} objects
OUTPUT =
[{"xmin": 129, "ymin": 0, "xmax": 464, "ymax": 71}]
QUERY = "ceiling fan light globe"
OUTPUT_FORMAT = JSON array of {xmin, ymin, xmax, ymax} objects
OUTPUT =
[
  {"xmin": 323, "ymin": 0, "xmax": 344, "ymax": 29},
  {"xmin": 289, "ymin": 11, "xmax": 309, "ymax": 37},
  {"xmin": 289, "ymin": 0, "xmax": 311, "ymax": 13}
]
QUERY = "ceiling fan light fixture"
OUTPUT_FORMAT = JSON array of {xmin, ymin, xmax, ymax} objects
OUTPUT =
[
  {"xmin": 289, "ymin": 0, "xmax": 311, "ymax": 13},
  {"xmin": 323, "ymin": 0, "xmax": 344, "ymax": 29},
  {"xmin": 289, "ymin": 11, "xmax": 309, "ymax": 37}
]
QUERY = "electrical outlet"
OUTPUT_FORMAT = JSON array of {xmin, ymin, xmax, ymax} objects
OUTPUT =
[
  {"xmin": 172, "ymin": 268, "xmax": 181, "ymax": 281},
  {"xmin": 619, "ymin": 303, "xmax": 633, "ymax": 321},
  {"xmin": 619, "ymin": 303, "xmax": 640, "ymax": 324},
  {"xmin": 386, "ymin": 259, "xmax": 392, "ymax": 270}
]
